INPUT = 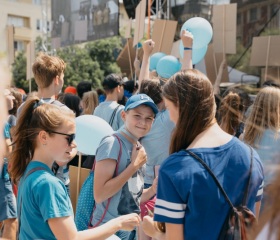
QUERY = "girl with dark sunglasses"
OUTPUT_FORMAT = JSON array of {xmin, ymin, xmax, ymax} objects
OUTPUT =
[{"xmin": 9, "ymin": 96, "xmax": 140, "ymax": 239}]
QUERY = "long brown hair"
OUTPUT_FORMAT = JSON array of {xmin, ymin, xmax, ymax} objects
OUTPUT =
[
  {"xmin": 162, "ymin": 69, "xmax": 215, "ymax": 154},
  {"xmin": 244, "ymin": 87, "xmax": 280, "ymax": 147},
  {"xmin": 9, "ymin": 97, "xmax": 75, "ymax": 183},
  {"xmin": 218, "ymin": 88, "xmax": 250, "ymax": 135},
  {"xmin": 82, "ymin": 90, "xmax": 99, "ymax": 115}
]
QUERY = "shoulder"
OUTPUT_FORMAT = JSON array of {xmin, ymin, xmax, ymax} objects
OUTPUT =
[
  {"xmin": 160, "ymin": 151, "xmax": 192, "ymax": 173},
  {"xmin": 96, "ymin": 134, "xmax": 122, "ymax": 160}
]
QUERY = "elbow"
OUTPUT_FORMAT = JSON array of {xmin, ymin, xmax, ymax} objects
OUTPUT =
[
  {"xmin": 94, "ymin": 189, "xmax": 107, "ymax": 204},
  {"xmin": 94, "ymin": 195, "xmax": 103, "ymax": 204}
]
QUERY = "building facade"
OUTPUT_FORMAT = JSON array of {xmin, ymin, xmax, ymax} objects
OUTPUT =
[
  {"xmin": 0, "ymin": 0, "xmax": 50, "ymax": 64},
  {"xmin": 231, "ymin": 0, "xmax": 280, "ymax": 46}
]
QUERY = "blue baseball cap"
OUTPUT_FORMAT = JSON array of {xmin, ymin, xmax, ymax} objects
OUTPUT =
[{"xmin": 124, "ymin": 94, "xmax": 158, "ymax": 115}]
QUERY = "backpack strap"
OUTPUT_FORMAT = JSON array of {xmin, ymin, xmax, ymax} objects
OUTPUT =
[
  {"xmin": 185, "ymin": 146, "xmax": 253, "ymax": 210},
  {"xmin": 89, "ymin": 134, "xmax": 122, "ymax": 228},
  {"xmin": 18, "ymin": 167, "xmax": 47, "ymax": 238},
  {"xmin": 109, "ymin": 105, "xmax": 120, "ymax": 127}
]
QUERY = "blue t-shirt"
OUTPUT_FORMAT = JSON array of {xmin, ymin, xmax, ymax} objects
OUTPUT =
[
  {"xmin": 141, "ymin": 109, "xmax": 175, "ymax": 184},
  {"xmin": 154, "ymin": 137, "xmax": 264, "ymax": 240},
  {"xmin": 4, "ymin": 122, "xmax": 11, "ymax": 139},
  {"xmin": 17, "ymin": 161, "xmax": 73, "ymax": 240}
]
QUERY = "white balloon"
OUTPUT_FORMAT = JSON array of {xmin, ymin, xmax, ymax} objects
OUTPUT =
[{"xmin": 75, "ymin": 115, "xmax": 114, "ymax": 155}]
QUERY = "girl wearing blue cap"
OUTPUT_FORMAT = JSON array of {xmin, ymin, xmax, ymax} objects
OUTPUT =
[{"xmin": 92, "ymin": 93, "xmax": 159, "ymax": 240}]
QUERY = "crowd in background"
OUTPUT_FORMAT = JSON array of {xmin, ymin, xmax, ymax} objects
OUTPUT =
[{"xmin": 1, "ymin": 30, "xmax": 280, "ymax": 240}]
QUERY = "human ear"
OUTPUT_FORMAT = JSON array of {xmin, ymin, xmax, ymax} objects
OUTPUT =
[
  {"xmin": 38, "ymin": 130, "xmax": 48, "ymax": 145},
  {"xmin": 54, "ymin": 75, "xmax": 59, "ymax": 85},
  {"xmin": 120, "ymin": 110, "xmax": 126, "ymax": 122}
]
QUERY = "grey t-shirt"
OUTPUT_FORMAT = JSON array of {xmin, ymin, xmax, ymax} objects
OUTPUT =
[
  {"xmin": 91, "ymin": 132, "xmax": 144, "ymax": 226},
  {"xmin": 140, "ymin": 109, "xmax": 175, "ymax": 184},
  {"xmin": 93, "ymin": 101, "xmax": 124, "ymax": 131}
]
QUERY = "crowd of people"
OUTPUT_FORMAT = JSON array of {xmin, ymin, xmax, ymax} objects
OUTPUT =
[{"xmin": 1, "ymin": 29, "xmax": 280, "ymax": 240}]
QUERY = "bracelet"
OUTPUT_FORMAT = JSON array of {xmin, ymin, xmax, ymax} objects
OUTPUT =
[{"xmin": 184, "ymin": 47, "xmax": 192, "ymax": 50}]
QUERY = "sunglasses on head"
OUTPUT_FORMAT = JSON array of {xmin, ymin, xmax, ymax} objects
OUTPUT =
[{"xmin": 48, "ymin": 131, "xmax": 75, "ymax": 146}]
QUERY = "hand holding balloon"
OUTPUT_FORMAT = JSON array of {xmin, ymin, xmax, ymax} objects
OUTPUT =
[{"xmin": 181, "ymin": 30, "xmax": 193, "ymax": 49}]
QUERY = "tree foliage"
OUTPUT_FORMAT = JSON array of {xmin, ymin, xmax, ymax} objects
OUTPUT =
[
  {"xmin": 86, "ymin": 36, "xmax": 122, "ymax": 76},
  {"xmin": 12, "ymin": 36, "xmax": 123, "ymax": 93},
  {"xmin": 56, "ymin": 45, "xmax": 104, "ymax": 89}
]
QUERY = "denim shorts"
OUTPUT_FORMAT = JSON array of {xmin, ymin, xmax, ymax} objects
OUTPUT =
[{"xmin": 0, "ymin": 162, "xmax": 17, "ymax": 221}]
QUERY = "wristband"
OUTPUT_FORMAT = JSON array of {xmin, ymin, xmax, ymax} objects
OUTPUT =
[{"xmin": 184, "ymin": 47, "xmax": 192, "ymax": 50}]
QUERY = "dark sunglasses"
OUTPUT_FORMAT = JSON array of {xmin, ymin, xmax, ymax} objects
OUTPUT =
[{"xmin": 48, "ymin": 131, "xmax": 75, "ymax": 146}]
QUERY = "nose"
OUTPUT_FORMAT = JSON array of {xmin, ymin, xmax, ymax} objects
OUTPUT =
[
  {"xmin": 138, "ymin": 117, "xmax": 146, "ymax": 126},
  {"xmin": 70, "ymin": 140, "xmax": 77, "ymax": 148}
]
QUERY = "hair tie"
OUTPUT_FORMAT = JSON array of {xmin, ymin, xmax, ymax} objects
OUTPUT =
[{"xmin": 33, "ymin": 99, "xmax": 45, "ymax": 110}]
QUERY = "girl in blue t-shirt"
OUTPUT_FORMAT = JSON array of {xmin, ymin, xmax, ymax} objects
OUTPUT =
[
  {"xmin": 9, "ymin": 96, "xmax": 141, "ymax": 240},
  {"xmin": 143, "ymin": 69, "xmax": 264, "ymax": 240}
]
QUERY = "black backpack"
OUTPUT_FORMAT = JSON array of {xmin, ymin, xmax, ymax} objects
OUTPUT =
[{"xmin": 186, "ymin": 146, "xmax": 256, "ymax": 240}]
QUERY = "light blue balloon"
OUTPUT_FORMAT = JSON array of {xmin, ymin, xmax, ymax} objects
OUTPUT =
[
  {"xmin": 149, "ymin": 52, "xmax": 166, "ymax": 71},
  {"xmin": 180, "ymin": 17, "xmax": 213, "ymax": 49},
  {"xmin": 156, "ymin": 55, "xmax": 182, "ymax": 79},
  {"xmin": 75, "ymin": 115, "xmax": 114, "ymax": 155},
  {"xmin": 179, "ymin": 41, "xmax": 208, "ymax": 65}
]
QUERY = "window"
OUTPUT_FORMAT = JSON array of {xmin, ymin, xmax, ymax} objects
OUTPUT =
[
  {"xmin": 36, "ymin": 19, "xmax": 41, "ymax": 30},
  {"xmin": 33, "ymin": 0, "xmax": 42, "ymax": 5},
  {"xmin": 249, "ymin": 8, "xmax": 258, "ymax": 22},
  {"xmin": 14, "ymin": 41, "xmax": 25, "ymax": 51},
  {"xmin": 7, "ymin": 15, "xmax": 30, "ymax": 28},
  {"xmin": 237, "ymin": 13, "xmax": 242, "ymax": 24},
  {"xmin": 36, "ymin": 19, "xmax": 51, "ymax": 32}
]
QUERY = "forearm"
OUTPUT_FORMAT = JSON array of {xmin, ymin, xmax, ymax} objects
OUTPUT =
[
  {"xmin": 77, "ymin": 218, "xmax": 121, "ymax": 240},
  {"xmin": 95, "ymin": 163, "xmax": 138, "ymax": 203},
  {"xmin": 181, "ymin": 50, "xmax": 193, "ymax": 70},
  {"xmin": 139, "ymin": 54, "xmax": 150, "ymax": 87},
  {"xmin": 141, "ymin": 186, "xmax": 155, "ymax": 203}
]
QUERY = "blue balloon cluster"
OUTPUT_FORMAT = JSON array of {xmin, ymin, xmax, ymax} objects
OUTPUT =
[
  {"xmin": 179, "ymin": 17, "xmax": 213, "ymax": 65},
  {"xmin": 156, "ymin": 55, "xmax": 181, "ymax": 79},
  {"xmin": 180, "ymin": 17, "xmax": 213, "ymax": 49},
  {"xmin": 179, "ymin": 41, "xmax": 208, "ymax": 65},
  {"xmin": 150, "ymin": 52, "xmax": 166, "ymax": 71}
]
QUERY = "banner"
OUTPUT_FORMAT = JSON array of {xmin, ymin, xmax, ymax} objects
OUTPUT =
[{"xmin": 51, "ymin": 0, "xmax": 119, "ymax": 47}]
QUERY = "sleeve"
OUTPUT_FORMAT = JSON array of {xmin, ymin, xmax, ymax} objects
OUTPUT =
[
  {"xmin": 255, "ymin": 180, "xmax": 264, "ymax": 202},
  {"xmin": 3, "ymin": 123, "xmax": 11, "ymax": 139},
  {"xmin": 34, "ymin": 177, "xmax": 72, "ymax": 221},
  {"xmin": 253, "ymin": 150, "xmax": 264, "ymax": 202},
  {"xmin": 95, "ymin": 135, "xmax": 120, "ymax": 162},
  {"xmin": 154, "ymin": 161, "xmax": 187, "ymax": 224}
]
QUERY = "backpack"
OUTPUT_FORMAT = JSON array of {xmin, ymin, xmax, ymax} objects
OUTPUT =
[
  {"xmin": 75, "ymin": 134, "xmax": 122, "ymax": 231},
  {"xmin": 186, "ymin": 146, "xmax": 256, "ymax": 240}
]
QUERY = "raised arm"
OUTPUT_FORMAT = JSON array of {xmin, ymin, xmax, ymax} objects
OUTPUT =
[
  {"xmin": 138, "ymin": 39, "xmax": 155, "ymax": 88},
  {"xmin": 181, "ymin": 30, "xmax": 193, "ymax": 71}
]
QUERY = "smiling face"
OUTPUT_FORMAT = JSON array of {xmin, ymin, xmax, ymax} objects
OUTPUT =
[
  {"xmin": 46, "ymin": 119, "xmax": 76, "ymax": 162},
  {"xmin": 121, "ymin": 105, "xmax": 155, "ymax": 139}
]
